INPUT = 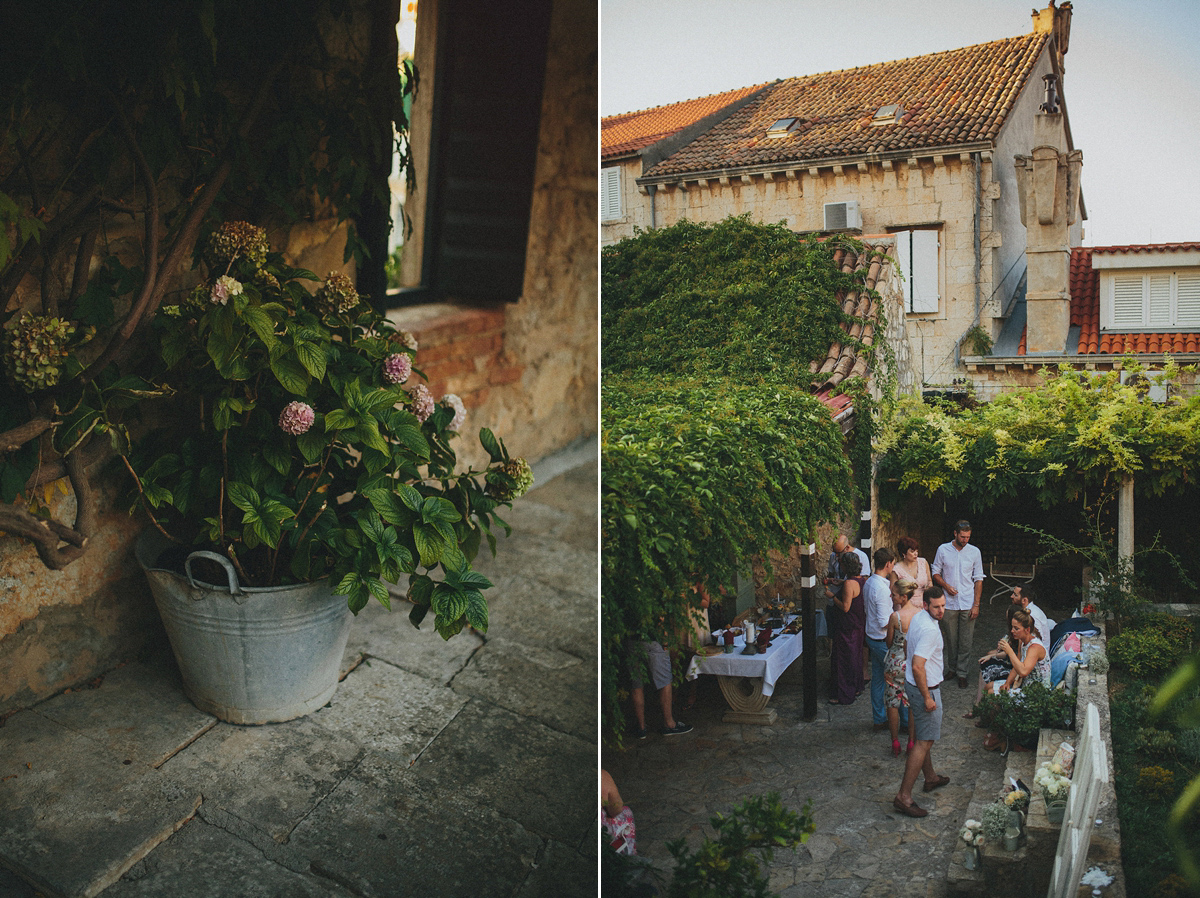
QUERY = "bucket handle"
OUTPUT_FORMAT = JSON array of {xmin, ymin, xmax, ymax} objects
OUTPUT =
[{"xmin": 184, "ymin": 551, "xmax": 247, "ymax": 604}]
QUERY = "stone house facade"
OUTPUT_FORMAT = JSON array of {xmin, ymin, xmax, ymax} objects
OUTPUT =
[{"xmin": 602, "ymin": 3, "xmax": 1083, "ymax": 394}]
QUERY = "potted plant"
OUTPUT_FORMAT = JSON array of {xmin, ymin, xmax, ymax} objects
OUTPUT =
[
  {"xmin": 117, "ymin": 221, "xmax": 531, "ymax": 723},
  {"xmin": 1034, "ymin": 761, "xmax": 1071, "ymax": 824}
]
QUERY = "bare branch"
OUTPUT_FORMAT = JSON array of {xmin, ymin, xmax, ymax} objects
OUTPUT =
[{"xmin": 68, "ymin": 227, "xmax": 97, "ymax": 309}]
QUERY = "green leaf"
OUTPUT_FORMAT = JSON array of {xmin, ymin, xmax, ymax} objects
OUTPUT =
[
  {"xmin": 390, "ymin": 422, "xmax": 429, "ymax": 460},
  {"xmin": 366, "ymin": 577, "xmax": 391, "ymax": 608},
  {"xmin": 408, "ymin": 574, "xmax": 434, "ymax": 608},
  {"xmin": 270, "ymin": 355, "xmax": 310, "ymax": 395},
  {"xmin": 479, "ymin": 427, "xmax": 504, "ymax": 462},
  {"xmin": 263, "ymin": 439, "xmax": 292, "ymax": 476},
  {"xmin": 409, "ymin": 602, "xmax": 429, "ymax": 628},
  {"xmin": 413, "ymin": 523, "xmax": 443, "ymax": 568},
  {"xmin": 364, "ymin": 489, "xmax": 413, "ymax": 527},
  {"xmin": 421, "ymin": 496, "xmax": 461, "ymax": 525},
  {"xmin": 294, "ymin": 338, "xmax": 327, "ymax": 381},
  {"xmin": 226, "ymin": 482, "xmax": 259, "ymax": 513},
  {"xmin": 464, "ymin": 591, "xmax": 488, "ymax": 632},
  {"xmin": 396, "ymin": 483, "xmax": 423, "ymax": 512},
  {"xmin": 54, "ymin": 406, "xmax": 101, "ymax": 456},
  {"xmin": 297, "ymin": 430, "xmax": 324, "ymax": 464},
  {"xmin": 241, "ymin": 305, "xmax": 278, "ymax": 349},
  {"xmin": 324, "ymin": 409, "xmax": 356, "ymax": 431}
]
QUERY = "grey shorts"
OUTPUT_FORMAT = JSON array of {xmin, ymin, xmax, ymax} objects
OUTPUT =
[
  {"xmin": 629, "ymin": 641, "xmax": 671, "ymax": 690},
  {"xmin": 904, "ymin": 680, "xmax": 943, "ymax": 741}
]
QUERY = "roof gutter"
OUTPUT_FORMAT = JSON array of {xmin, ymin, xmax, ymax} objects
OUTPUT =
[{"xmin": 636, "ymin": 139, "xmax": 995, "ymax": 187}]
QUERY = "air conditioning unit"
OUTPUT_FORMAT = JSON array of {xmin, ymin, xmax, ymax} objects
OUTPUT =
[{"xmin": 823, "ymin": 201, "xmax": 862, "ymax": 231}]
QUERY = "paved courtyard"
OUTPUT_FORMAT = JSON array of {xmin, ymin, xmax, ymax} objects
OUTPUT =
[{"xmin": 604, "ymin": 595, "xmax": 1017, "ymax": 897}]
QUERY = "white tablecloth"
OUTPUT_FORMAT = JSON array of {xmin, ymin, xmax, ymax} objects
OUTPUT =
[{"xmin": 691, "ymin": 630, "xmax": 803, "ymax": 697}]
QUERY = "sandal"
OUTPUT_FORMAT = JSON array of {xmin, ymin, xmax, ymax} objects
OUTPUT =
[{"xmin": 983, "ymin": 732, "xmax": 1005, "ymax": 752}]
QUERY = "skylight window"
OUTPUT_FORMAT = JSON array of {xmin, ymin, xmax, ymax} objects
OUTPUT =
[
  {"xmin": 765, "ymin": 117, "xmax": 799, "ymax": 138},
  {"xmin": 871, "ymin": 104, "xmax": 903, "ymax": 126}
]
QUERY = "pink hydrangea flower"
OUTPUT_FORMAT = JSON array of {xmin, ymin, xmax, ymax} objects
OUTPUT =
[
  {"xmin": 409, "ymin": 384, "xmax": 435, "ymax": 423},
  {"xmin": 382, "ymin": 352, "xmax": 412, "ymax": 385},
  {"xmin": 442, "ymin": 393, "xmax": 466, "ymax": 432},
  {"xmin": 278, "ymin": 401, "xmax": 315, "ymax": 435},
  {"xmin": 210, "ymin": 275, "xmax": 242, "ymax": 305}
]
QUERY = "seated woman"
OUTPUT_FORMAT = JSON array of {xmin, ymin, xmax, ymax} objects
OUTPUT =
[
  {"xmin": 828, "ymin": 551, "xmax": 866, "ymax": 705},
  {"xmin": 967, "ymin": 604, "xmax": 1021, "ymax": 714},
  {"xmin": 997, "ymin": 608, "xmax": 1051, "ymax": 691}
]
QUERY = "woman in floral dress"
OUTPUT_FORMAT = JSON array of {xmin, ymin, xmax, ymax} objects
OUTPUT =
[
  {"xmin": 884, "ymin": 579, "xmax": 922, "ymax": 756},
  {"xmin": 889, "ymin": 536, "xmax": 932, "ymax": 607}
]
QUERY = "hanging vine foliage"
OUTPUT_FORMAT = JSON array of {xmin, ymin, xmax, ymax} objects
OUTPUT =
[
  {"xmin": 602, "ymin": 217, "xmax": 877, "ymax": 736},
  {"xmin": 875, "ymin": 362, "xmax": 1200, "ymax": 512}
]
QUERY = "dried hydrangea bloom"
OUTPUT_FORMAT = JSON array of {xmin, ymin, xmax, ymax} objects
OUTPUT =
[
  {"xmin": 315, "ymin": 272, "xmax": 359, "ymax": 316},
  {"xmin": 397, "ymin": 330, "xmax": 419, "ymax": 352},
  {"xmin": 487, "ymin": 457, "xmax": 534, "ymax": 501},
  {"xmin": 409, "ymin": 383, "xmax": 435, "ymax": 423},
  {"xmin": 382, "ymin": 352, "xmax": 412, "ymax": 385},
  {"xmin": 205, "ymin": 221, "xmax": 270, "ymax": 270},
  {"xmin": 4, "ymin": 314, "xmax": 76, "ymax": 392},
  {"xmin": 442, "ymin": 393, "xmax": 466, "ymax": 431},
  {"xmin": 278, "ymin": 401, "xmax": 316, "ymax": 435},
  {"xmin": 210, "ymin": 275, "xmax": 243, "ymax": 305}
]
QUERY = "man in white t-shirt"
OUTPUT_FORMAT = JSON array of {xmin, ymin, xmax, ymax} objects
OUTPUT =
[
  {"xmin": 931, "ymin": 520, "xmax": 984, "ymax": 688},
  {"xmin": 893, "ymin": 587, "xmax": 950, "ymax": 818},
  {"xmin": 1011, "ymin": 585, "xmax": 1051, "ymax": 644}
]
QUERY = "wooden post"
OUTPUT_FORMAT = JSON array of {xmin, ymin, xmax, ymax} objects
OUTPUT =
[
  {"xmin": 858, "ymin": 506, "xmax": 872, "ymax": 558},
  {"xmin": 800, "ymin": 539, "xmax": 817, "ymax": 721}
]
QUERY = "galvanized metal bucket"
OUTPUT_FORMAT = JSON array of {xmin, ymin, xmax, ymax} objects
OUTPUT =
[{"xmin": 136, "ymin": 530, "xmax": 353, "ymax": 724}]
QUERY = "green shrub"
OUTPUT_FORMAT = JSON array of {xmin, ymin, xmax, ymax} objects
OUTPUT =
[
  {"xmin": 1131, "ymin": 613, "xmax": 1196, "ymax": 654},
  {"xmin": 1177, "ymin": 728, "xmax": 1200, "ymax": 765},
  {"xmin": 973, "ymin": 678, "xmax": 1075, "ymax": 747},
  {"xmin": 1138, "ymin": 765, "xmax": 1176, "ymax": 799},
  {"xmin": 1134, "ymin": 727, "xmax": 1178, "ymax": 759},
  {"xmin": 666, "ymin": 793, "xmax": 815, "ymax": 898},
  {"xmin": 1111, "ymin": 628, "xmax": 1186, "ymax": 680}
]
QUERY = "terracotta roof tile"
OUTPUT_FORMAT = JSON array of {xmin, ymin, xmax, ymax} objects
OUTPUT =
[
  {"xmin": 601, "ymin": 84, "xmax": 770, "ymax": 159},
  {"xmin": 811, "ymin": 242, "xmax": 892, "ymax": 396},
  {"xmin": 642, "ymin": 33, "xmax": 1049, "ymax": 178},
  {"xmin": 1064, "ymin": 244, "xmax": 1200, "ymax": 356}
]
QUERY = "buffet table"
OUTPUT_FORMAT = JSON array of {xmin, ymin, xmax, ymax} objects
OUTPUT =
[{"xmin": 687, "ymin": 622, "xmax": 803, "ymax": 725}]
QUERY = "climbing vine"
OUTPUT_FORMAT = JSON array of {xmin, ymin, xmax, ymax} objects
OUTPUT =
[
  {"xmin": 601, "ymin": 216, "xmax": 883, "ymax": 736},
  {"xmin": 875, "ymin": 361, "xmax": 1200, "ymax": 512}
]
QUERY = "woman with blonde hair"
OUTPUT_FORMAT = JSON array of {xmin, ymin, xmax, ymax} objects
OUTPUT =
[
  {"xmin": 883, "ymin": 579, "xmax": 922, "ymax": 756},
  {"xmin": 998, "ymin": 609, "xmax": 1050, "ymax": 691}
]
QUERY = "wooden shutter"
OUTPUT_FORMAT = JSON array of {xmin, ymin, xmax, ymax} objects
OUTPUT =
[
  {"xmin": 423, "ymin": 0, "xmax": 553, "ymax": 302},
  {"xmin": 896, "ymin": 229, "xmax": 939, "ymax": 314},
  {"xmin": 1177, "ymin": 272, "xmax": 1200, "ymax": 326},
  {"xmin": 601, "ymin": 167, "xmax": 622, "ymax": 221},
  {"xmin": 1147, "ymin": 273, "xmax": 1171, "ymax": 326},
  {"xmin": 1110, "ymin": 274, "xmax": 1144, "ymax": 329}
]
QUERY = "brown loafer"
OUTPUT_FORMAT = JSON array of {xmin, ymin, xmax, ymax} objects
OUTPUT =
[
  {"xmin": 923, "ymin": 774, "xmax": 951, "ymax": 793},
  {"xmin": 893, "ymin": 797, "xmax": 928, "ymax": 818}
]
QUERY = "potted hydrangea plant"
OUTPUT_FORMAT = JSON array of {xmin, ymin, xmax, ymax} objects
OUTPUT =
[{"xmin": 122, "ymin": 221, "xmax": 531, "ymax": 723}]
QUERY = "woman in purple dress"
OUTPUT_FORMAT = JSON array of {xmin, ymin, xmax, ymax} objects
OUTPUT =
[{"xmin": 828, "ymin": 551, "xmax": 866, "ymax": 704}]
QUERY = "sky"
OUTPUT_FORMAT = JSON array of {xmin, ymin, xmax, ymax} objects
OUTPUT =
[{"xmin": 600, "ymin": 0, "xmax": 1200, "ymax": 248}]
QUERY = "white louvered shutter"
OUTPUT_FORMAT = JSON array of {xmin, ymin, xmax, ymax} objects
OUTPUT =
[
  {"xmin": 1177, "ymin": 272, "xmax": 1200, "ymax": 326},
  {"xmin": 600, "ymin": 167, "xmax": 622, "ymax": 221},
  {"xmin": 1110, "ymin": 274, "xmax": 1144, "ymax": 329},
  {"xmin": 1147, "ymin": 273, "xmax": 1171, "ymax": 326}
]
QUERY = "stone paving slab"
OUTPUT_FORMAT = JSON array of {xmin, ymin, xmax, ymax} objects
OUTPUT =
[
  {"xmin": 410, "ymin": 699, "xmax": 595, "ymax": 847},
  {"xmin": 313, "ymin": 657, "xmax": 468, "ymax": 766},
  {"xmin": 341, "ymin": 598, "xmax": 484, "ymax": 685},
  {"xmin": 288, "ymin": 753, "xmax": 544, "ymax": 898},
  {"xmin": 482, "ymin": 571, "xmax": 597, "ymax": 656},
  {"xmin": 33, "ymin": 661, "xmax": 216, "ymax": 768},
  {"xmin": 101, "ymin": 816, "xmax": 339, "ymax": 898},
  {"xmin": 512, "ymin": 838, "xmax": 596, "ymax": 898},
  {"xmin": 0, "ymin": 710, "xmax": 202, "ymax": 898},
  {"xmin": 156, "ymin": 714, "xmax": 363, "ymax": 843},
  {"xmin": 451, "ymin": 635, "xmax": 595, "ymax": 742}
]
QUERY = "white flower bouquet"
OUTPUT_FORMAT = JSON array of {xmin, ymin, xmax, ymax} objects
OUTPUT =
[
  {"xmin": 959, "ymin": 819, "xmax": 984, "ymax": 847},
  {"xmin": 1035, "ymin": 760, "xmax": 1071, "ymax": 803}
]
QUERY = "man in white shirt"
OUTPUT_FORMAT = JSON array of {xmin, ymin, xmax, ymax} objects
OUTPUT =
[
  {"xmin": 893, "ymin": 587, "xmax": 950, "ymax": 818},
  {"xmin": 864, "ymin": 547, "xmax": 898, "ymax": 731},
  {"xmin": 931, "ymin": 520, "xmax": 984, "ymax": 688},
  {"xmin": 826, "ymin": 534, "xmax": 870, "ymax": 587},
  {"xmin": 1012, "ymin": 585, "xmax": 1051, "ymax": 644}
]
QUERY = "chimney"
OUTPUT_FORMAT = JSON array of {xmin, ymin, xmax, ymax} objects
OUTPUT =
[
  {"xmin": 1014, "ymin": 110, "xmax": 1082, "ymax": 354},
  {"xmin": 1032, "ymin": 2, "xmax": 1072, "ymax": 72}
]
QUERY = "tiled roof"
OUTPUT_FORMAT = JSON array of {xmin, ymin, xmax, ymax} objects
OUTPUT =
[
  {"xmin": 812, "ymin": 242, "xmax": 892, "ymax": 402},
  {"xmin": 1067, "ymin": 244, "xmax": 1200, "ymax": 355},
  {"xmin": 642, "ymin": 32, "xmax": 1049, "ymax": 179},
  {"xmin": 601, "ymin": 84, "xmax": 769, "ymax": 160}
]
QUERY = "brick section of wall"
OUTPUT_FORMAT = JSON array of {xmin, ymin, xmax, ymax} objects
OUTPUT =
[{"xmin": 402, "ymin": 306, "xmax": 526, "ymax": 411}]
